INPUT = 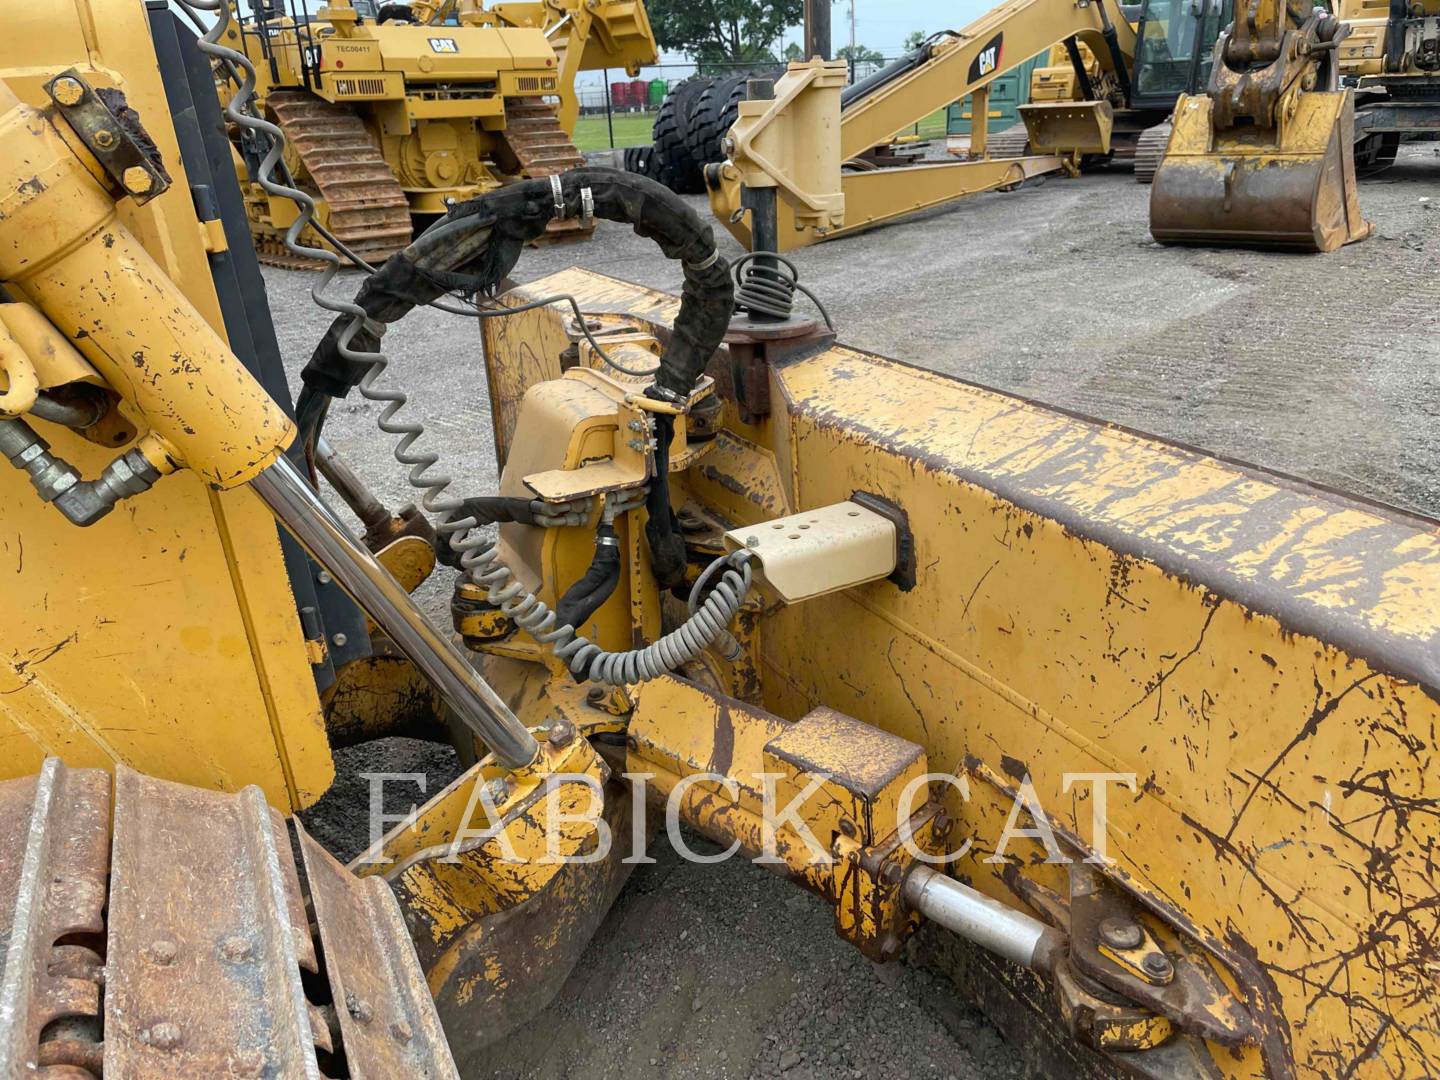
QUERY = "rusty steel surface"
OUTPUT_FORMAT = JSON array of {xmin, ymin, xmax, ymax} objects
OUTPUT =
[
  {"xmin": 296, "ymin": 823, "xmax": 458, "ymax": 1079},
  {"xmin": 105, "ymin": 766, "xmax": 320, "ymax": 1078},
  {"xmin": 500, "ymin": 100, "xmax": 594, "ymax": 243},
  {"xmin": 3, "ymin": 760, "xmax": 460, "ymax": 1077},
  {"xmin": 0, "ymin": 760, "xmax": 109, "ymax": 1077}
]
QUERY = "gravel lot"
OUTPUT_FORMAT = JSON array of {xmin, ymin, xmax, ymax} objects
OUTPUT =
[{"xmin": 284, "ymin": 144, "xmax": 1439, "ymax": 1078}]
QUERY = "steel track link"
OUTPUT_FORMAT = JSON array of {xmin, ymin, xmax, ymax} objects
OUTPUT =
[{"xmin": 0, "ymin": 759, "xmax": 457, "ymax": 1079}]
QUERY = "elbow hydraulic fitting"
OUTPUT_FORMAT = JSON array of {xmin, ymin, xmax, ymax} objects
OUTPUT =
[{"xmin": 0, "ymin": 418, "xmax": 168, "ymax": 526}]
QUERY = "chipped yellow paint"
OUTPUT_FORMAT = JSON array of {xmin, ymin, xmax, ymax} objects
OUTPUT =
[
  {"xmin": 493, "ymin": 271, "xmax": 1440, "ymax": 1078},
  {"xmin": 0, "ymin": 1, "xmax": 331, "ymax": 810}
]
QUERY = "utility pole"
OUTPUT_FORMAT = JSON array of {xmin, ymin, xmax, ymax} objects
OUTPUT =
[{"xmin": 849, "ymin": 0, "xmax": 856, "ymax": 60}]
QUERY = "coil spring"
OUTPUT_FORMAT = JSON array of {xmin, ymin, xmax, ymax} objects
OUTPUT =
[
  {"xmin": 179, "ymin": 0, "xmax": 753, "ymax": 684},
  {"xmin": 732, "ymin": 252, "xmax": 835, "ymax": 329}
]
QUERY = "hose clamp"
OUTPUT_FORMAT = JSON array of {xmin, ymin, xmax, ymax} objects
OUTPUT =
[
  {"xmin": 595, "ymin": 534, "xmax": 620, "ymax": 547},
  {"xmin": 550, "ymin": 174, "xmax": 567, "ymax": 218},
  {"xmin": 646, "ymin": 384, "xmax": 687, "ymax": 405},
  {"xmin": 580, "ymin": 186, "xmax": 594, "ymax": 228},
  {"xmin": 684, "ymin": 249, "xmax": 720, "ymax": 272}
]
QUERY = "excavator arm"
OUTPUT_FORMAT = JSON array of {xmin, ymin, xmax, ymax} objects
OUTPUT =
[{"xmin": 706, "ymin": 0, "xmax": 1141, "ymax": 250}]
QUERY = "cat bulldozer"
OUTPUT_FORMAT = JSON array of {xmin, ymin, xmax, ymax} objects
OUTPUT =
[
  {"xmin": 1, "ymin": 1, "xmax": 1437, "ymax": 1078},
  {"xmin": 1149, "ymin": 0, "xmax": 1373, "ymax": 250},
  {"xmin": 217, "ymin": 0, "xmax": 656, "ymax": 265}
]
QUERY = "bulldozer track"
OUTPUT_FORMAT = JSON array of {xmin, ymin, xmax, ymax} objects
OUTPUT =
[
  {"xmin": 501, "ymin": 100, "xmax": 592, "ymax": 243},
  {"xmin": 260, "ymin": 90, "xmax": 414, "ymax": 270},
  {"xmin": 0, "ymin": 758, "xmax": 457, "ymax": 1078}
]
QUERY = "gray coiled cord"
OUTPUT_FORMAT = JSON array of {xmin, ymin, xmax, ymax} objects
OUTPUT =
[{"xmin": 178, "ymin": 0, "xmax": 754, "ymax": 684}]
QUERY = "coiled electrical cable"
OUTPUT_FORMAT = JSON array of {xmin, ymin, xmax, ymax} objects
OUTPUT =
[
  {"xmin": 177, "ymin": 0, "xmax": 751, "ymax": 685},
  {"xmin": 732, "ymin": 252, "xmax": 835, "ymax": 330}
]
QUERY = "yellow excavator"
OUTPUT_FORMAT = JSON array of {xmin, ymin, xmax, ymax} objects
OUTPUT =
[
  {"xmin": 704, "ymin": 0, "xmax": 1241, "ymax": 251},
  {"xmin": 218, "ymin": 0, "xmax": 656, "ymax": 264},
  {"xmin": 2, "ymin": 1, "xmax": 1439, "ymax": 1078},
  {"xmin": 1340, "ymin": 0, "xmax": 1440, "ymax": 172},
  {"xmin": 1149, "ymin": 0, "xmax": 1373, "ymax": 250}
]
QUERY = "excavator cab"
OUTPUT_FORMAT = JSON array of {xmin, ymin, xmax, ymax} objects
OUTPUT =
[
  {"xmin": 1129, "ymin": 0, "xmax": 1231, "ymax": 108},
  {"xmin": 1150, "ymin": 3, "xmax": 1372, "ymax": 251}
]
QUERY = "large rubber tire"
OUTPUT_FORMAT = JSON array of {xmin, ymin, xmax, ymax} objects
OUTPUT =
[
  {"xmin": 623, "ymin": 143, "xmax": 668, "ymax": 182},
  {"xmin": 651, "ymin": 77, "xmax": 713, "ymax": 194},
  {"xmin": 686, "ymin": 74, "xmax": 749, "ymax": 167}
]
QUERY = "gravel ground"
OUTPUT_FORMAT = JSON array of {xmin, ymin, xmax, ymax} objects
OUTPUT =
[{"xmin": 284, "ymin": 144, "xmax": 1439, "ymax": 1079}]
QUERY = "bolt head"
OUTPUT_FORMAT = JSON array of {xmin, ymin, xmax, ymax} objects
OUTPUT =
[
  {"xmin": 51, "ymin": 77, "xmax": 85, "ymax": 106},
  {"xmin": 347, "ymin": 993, "xmax": 375, "ymax": 1025},
  {"xmin": 331, "ymin": 632, "xmax": 348, "ymax": 648},
  {"xmin": 1141, "ymin": 951, "xmax": 1174, "ymax": 980},
  {"xmin": 485, "ymin": 778, "xmax": 509, "ymax": 804},
  {"xmin": 148, "ymin": 939, "xmax": 177, "ymax": 966},
  {"xmin": 93, "ymin": 128, "xmax": 117, "ymax": 149},
  {"xmin": 586, "ymin": 687, "xmax": 606, "ymax": 704},
  {"xmin": 547, "ymin": 719, "xmax": 575, "ymax": 747},
  {"xmin": 391, "ymin": 1020, "xmax": 414, "ymax": 1043},
  {"xmin": 1098, "ymin": 916, "xmax": 1144, "ymax": 951},
  {"xmin": 219, "ymin": 935, "xmax": 252, "ymax": 961},
  {"xmin": 122, "ymin": 166, "xmax": 154, "ymax": 196},
  {"xmin": 145, "ymin": 1021, "xmax": 183, "ymax": 1050}
]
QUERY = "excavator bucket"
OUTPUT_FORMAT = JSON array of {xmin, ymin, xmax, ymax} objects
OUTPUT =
[
  {"xmin": 1018, "ymin": 100, "xmax": 1114, "ymax": 156},
  {"xmin": 1150, "ymin": 90, "xmax": 1372, "ymax": 251}
]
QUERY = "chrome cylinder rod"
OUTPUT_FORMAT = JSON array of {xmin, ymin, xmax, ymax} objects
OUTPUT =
[
  {"xmin": 251, "ymin": 455, "xmax": 539, "ymax": 771},
  {"xmin": 902, "ymin": 864, "xmax": 1064, "ymax": 971}
]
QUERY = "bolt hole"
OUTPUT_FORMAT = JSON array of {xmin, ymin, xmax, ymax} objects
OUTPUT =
[
  {"xmin": 798, "ymin": 525, "xmax": 809, "ymax": 530},
  {"xmin": 771, "ymin": 523, "xmax": 784, "ymax": 529},
  {"xmin": 788, "ymin": 534, "xmax": 801, "ymax": 540},
  {"xmin": 847, "ymin": 511, "xmax": 860, "ymax": 517}
]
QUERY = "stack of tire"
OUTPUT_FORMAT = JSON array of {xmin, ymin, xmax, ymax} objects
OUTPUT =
[{"xmin": 623, "ymin": 73, "xmax": 757, "ymax": 195}]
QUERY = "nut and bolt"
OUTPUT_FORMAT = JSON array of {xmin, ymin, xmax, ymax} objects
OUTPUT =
[
  {"xmin": 880, "ymin": 862, "xmax": 903, "ymax": 886},
  {"xmin": 586, "ymin": 686, "xmax": 606, "ymax": 705},
  {"xmin": 839, "ymin": 819, "xmax": 857, "ymax": 838},
  {"xmin": 51, "ymin": 77, "xmax": 85, "ymax": 106},
  {"xmin": 391, "ymin": 1020, "xmax": 414, "ymax": 1044},
  {"xmin": 122, "ymin": 166, "xmax": 154, "ymax": 196},
  {"xmin": 628, "ymin": 420, "xmax": 644, "ymax": 432},
  {"xmin": 317, "ymin": 570, "xmax": 332, "ymax": 585},
  {"xmin": 547, "ymin": 719, "xmax": 575, "ymax": 747},
  {"xmin": 93, "ymin": 128, "xmax": 117, "ymax": 149},
  {"xmin": 485, "ymin": 778, "xmax": 509, "ymax": 804},
  {"xmin": 331, "ymin": 632, "xmax": 348, "ymax": 648},
  {"xmin": 1098, "ymin": 916, "xmax": 1144, "ymax": 951},
  {"xmin": 148, "ymin": 939, "xmax": 177, "ymax": 966},
  {"xmin": 1141, "ymin": 952, "xmax": 1174, "ymax": 981}
]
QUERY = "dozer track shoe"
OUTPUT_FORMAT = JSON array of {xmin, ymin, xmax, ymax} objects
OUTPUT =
[
  {"xmin": 499, "ymin": 100, "xmax": 593, "ymax": 243},
  {"xmin": 264, "ymin": 91, "xmax": 414, "ymax": 269},
  {"xmin": 0, "ymin": 758, "xmax": 458, "ymax": 1078},
  {"xmin": 1150, "ymin": 91, "xmax": 1372, "ymax": 252}
]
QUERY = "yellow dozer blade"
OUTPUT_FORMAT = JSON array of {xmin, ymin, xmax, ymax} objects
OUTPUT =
[{"xmin": 1150, "ymin": 89, "xmax": 1372, "ymax": 252}]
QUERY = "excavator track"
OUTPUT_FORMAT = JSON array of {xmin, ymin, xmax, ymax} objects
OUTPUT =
[
  {"xmin": 500, "ymin": 99, "xmax": 593, "ymax": 243},
  {"xmin": 259, "ymin": 91, "xmax": 414, "ymax": 271},
  {"xmin": 0, "ymin": 758, "xmax": 458, "ymax": 1079},
  {"xmin": 1132, "ymin": 120, "xmax": 1172, "ymax": 184}
]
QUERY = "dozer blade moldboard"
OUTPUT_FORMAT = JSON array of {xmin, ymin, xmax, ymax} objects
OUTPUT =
[
  {"xmin": 0, "ymin": 758, "xmax": 457, "ymax": 1079},
  {"xmin": 1150, "ymin": 91, "xmax": 1372, "ymax": 252}
]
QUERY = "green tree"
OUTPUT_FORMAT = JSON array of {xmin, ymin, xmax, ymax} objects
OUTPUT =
[
  {"xmin": 904, "ymin": 30, "xmax": 926, "ymax": 51},
  {"xmin": 783, "ymin": 41, "xmax": 804, "ymax": 61},
  {"xmin": 646, "ymin": 0, "xmax": 802, "ymax": 64},
  {"xmin": 836, "ymin": 43, "xmax": 884, "ymax": 63}
]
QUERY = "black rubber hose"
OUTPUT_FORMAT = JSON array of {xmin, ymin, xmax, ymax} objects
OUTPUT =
[
  {"xmin": 433, "ymin": 495, "xmax": 558, "ymax": 568},
  {"xmin": 555, "ymin": 522, "xmax": 622, "ymax": 630},
  {"xmin": 299, "ymin": 168, "xmax": 731, "ymax": 404},
  {"xmin": 839, "ymin": 44, "xmax": 933, "ymax": 109}
]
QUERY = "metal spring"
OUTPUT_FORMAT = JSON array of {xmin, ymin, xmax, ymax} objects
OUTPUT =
[
  {"xmin": 732, "ymin": 251, "xmax": 834, "ymax": 329},
  {"xmin": 179, "ymin": 0, "xmax": 752, "ymax": 684}
]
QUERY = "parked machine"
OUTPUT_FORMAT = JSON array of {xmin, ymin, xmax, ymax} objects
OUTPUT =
[
  {"xmin": 1339, "ymin": 0, "xmax": 1440, "ymax": 172},
  {"xmin": 701, "ymin": 0, "xmax": 1237, "ymax": 250},
  {"xmin": 1149, "ymin": 0, "xmax": 1372, "ymax": 250},
  {"xmin": 2, "ymin": 1, "xmax": 1438, "ymax": 1078},
  {"xmin": 218, "ymin": 0, "xmax": 656, "ymax": 264}
]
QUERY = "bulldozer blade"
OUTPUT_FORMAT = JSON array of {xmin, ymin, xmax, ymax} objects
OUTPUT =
[{"xmin": 1150, "ymin": 91, "xmax": 1373, "ymax": 252}]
